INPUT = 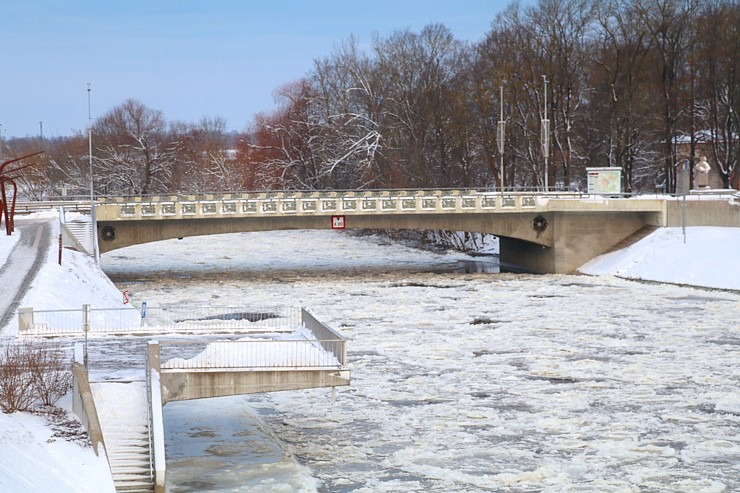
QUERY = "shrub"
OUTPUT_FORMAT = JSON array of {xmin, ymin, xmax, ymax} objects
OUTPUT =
[
  {"xmin": 28, "ymin": 342, "xmax": 73, "ymax": 407},
  {"xmin": 0, "ymin": 340, "xmax": 72, "ymax": 412}
]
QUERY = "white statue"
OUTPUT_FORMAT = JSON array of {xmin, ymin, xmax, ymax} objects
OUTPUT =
[{"xmin": 694, "ymin": 156, "xmax": 711, "ymax": 189}]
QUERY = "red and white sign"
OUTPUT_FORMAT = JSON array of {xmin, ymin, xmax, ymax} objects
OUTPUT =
[{"xmin": 331, "ymin": 215, "xmax": 346, "ymax": 229}]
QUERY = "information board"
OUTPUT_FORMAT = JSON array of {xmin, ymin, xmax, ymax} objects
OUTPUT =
[{"xmin": 586, "ymin": 167, "xmax": 622, "ymax": 194}]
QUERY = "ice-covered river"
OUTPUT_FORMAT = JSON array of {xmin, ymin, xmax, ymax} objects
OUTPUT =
[{"xmin": 102, "ymin": 230, "xmax": 740, "ymax": 493}]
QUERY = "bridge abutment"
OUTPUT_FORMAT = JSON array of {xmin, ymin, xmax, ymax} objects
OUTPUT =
[{"xmin": 499, "ymin": 211, "xmax": 662, "ymax": 273}]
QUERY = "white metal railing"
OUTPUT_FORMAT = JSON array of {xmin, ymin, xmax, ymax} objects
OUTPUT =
[
  {"xmin": 159, "ymin": 338, "xmax": 346, "ymax": 371},
  {"xmin": 301, "ymin": 308, "xmax": 347, "ymax": 366},
  {"xmin": 17, "ymin": 305, "xmax": 302, "ymax": 337}
]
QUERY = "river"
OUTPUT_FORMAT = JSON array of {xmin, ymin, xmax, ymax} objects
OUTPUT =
[{"xmin": 101, "ymin": 229, "xmax": 740, "ymax": 493}]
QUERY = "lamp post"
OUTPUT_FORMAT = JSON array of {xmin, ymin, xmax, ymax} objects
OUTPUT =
[
  {"xmin": 541, "ymin": 75, "xmax": 550, "ymax": 192},
  {"xmin": 87, "ymin": 83, "xmax": 93, "ymax": 202},
  {"xmin": 87, "ymin": 83, "xmax": 98, "ymax": 261},
  {"xmin": 497, "ymin": 84, "xmax": 506, "ymax": 191}
]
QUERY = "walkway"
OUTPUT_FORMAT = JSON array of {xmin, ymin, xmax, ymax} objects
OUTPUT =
[{"xmin": 0, "ymin": 218, "xmax": 51, "ymax": 329}]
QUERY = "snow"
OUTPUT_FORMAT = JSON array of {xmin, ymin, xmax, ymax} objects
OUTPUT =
[
  {"xmin": 162, "ymin": 329, "xmax": 342, "ymax": 370},
  {"xmin": 0, "ymin": 211, "xmax": 738, "ymax": 492},
  {"xmin": 0, "ymin": 401, "xmax": 114, "ymax": 493},
  {"xmin": 579, "ymin": 227, "xmax": 740, "ymax": 291}
]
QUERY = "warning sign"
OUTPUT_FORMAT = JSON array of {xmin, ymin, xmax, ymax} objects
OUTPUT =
[{"xmin": 331, "ymin": 215, "xmax": 346, "ymax": 229}]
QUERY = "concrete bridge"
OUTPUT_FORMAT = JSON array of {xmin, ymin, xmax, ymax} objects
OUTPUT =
[{"xmin": 94, "ymin": 189, "xmax": 740, "ymax": 274}]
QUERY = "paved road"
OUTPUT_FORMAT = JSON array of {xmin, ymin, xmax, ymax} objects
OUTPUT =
[{"xmin": 0, "ymin": 219, "xmax": 51, "ymax": 330}]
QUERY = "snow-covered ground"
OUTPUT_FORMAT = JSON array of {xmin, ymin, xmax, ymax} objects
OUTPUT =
[
  {"xmin": 579, "ymin": 226, "xmax": 740, "ymax": 291},
  {"xmin": 1, "ymin": 214, "xmax": 738, "ymax": 492}
]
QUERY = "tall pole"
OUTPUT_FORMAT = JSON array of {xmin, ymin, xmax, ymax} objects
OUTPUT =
[
  {"xmin": 87, "ymin": 83, "xmax": 98, "ymax": 261},
  {"xmin": 87, "ymin": 83, "xmax": 93, "ymax": 202},
  {"xmin": 0, "ymin": 123, "xmax": 4, "ymax": 161},
  {"xmin": 497, "ymin": 84, "xmax": 505, "ymax": 191},
  {"xmin": 541, "ymin": 75, "xmax": 550, "ymax": 192}
]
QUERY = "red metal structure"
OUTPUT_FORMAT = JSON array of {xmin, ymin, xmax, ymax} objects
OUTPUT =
[{"xmin": 0, "ymin": 151, "xmax": 44, "ymax": 235}]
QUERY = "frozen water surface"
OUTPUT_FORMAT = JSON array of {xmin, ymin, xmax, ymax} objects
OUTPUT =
[{"xmin": 102, "ymin": 230, "xmax": 740, "ymax": 492}]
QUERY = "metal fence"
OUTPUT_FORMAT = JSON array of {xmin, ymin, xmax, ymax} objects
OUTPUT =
[
  {"xmin": 18, "ymin": 305, "xmax": 302, "ymax": 337},
  {"xmin": 159, "ymin": 338, "xmax": 346, "ymax": 370}
]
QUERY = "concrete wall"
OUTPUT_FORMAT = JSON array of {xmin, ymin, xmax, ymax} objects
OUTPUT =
[
  {"xmin": 664, "ymin": 199, "xmax": 740, "ymax": 227},
  {"xmin": 97, "ymin": 212, "xmax": 554, "ymax": 254},
  {"xmin": 160, "ymin": 369, "xmax": 351, "ymax": 403},
  {"xmin": 72, "ymin": 362, "xmax": 108, "ymax": 458}
]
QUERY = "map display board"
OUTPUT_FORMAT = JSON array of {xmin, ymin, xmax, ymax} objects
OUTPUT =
[{"xmin": 586, "ymin": 167, "xmax": 622, "ymax": 194}]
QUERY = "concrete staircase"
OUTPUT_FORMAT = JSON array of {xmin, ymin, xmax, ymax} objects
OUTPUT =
[{"xmin": 91, "ymin": 381, "xmax": 154, "ymax": 493}]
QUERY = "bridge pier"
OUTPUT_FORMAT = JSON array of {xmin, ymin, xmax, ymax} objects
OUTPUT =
[{"xmin": 500, "ymin": 211, "xmax": 661, "ymax": 273}]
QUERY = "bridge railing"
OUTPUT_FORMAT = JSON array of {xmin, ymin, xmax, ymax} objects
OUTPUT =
[
  {"xmin": 158, "ymin": 338, "xmax": 346, "ymax": 371},
  {"xmin": 95, "ymin": 189, "xmax": 574, "ymax": 221}
]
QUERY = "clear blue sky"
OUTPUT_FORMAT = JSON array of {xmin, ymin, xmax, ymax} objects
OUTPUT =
[{"xmin": 1, "ymin": 0, "xmax": 516, "ymax": 138}]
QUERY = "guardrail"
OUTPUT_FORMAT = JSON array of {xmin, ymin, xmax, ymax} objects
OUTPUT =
[
  {"xmin": 159, "ymin": 338, "xmax": 346, "ymax": 370},
  {"xmin": 14, "ymin": 200, "xmax": 92, "ymax": 214},
  {"xmin": 17, "ymin": 305, "xmax": 302, "ymax": 337}
]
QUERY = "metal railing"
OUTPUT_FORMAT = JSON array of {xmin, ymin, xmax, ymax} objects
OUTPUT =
[
  {"xmin": 17, "ymin": 305, "xmax": 302, "ymax": 337},
  {"xmin": 14, "ymin": 200, "xmax": 92, "ymax": 214},
  {"xmin": 159, "ymin": 338, "xmax": 346, "ymax": 371}
]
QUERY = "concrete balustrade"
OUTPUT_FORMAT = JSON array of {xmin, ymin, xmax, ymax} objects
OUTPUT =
[{"xmin": 97, "ymin": 189, "xmax": 556, "ymax": 221}]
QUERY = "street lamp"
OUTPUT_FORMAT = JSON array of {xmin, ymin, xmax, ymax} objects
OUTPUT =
[
  {"xmin": 87, "ymin": 83, "xmax": 98, "ymax": 261},
  {"xmin": 87, "ymin": 83, "xmax": 93, "ymax": 202},
  {"xmin": 497, "ymin": 84, "xmax": 506, "ymax": 191},
  {"xmin": 541, "ymin": 75, "xmax": 550, "ymax": 192}
]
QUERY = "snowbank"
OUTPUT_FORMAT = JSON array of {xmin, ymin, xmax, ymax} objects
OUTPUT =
[
  {"xmin": 579, "ymin": 227, "xmax": 740, "ymax": 291},
  {"xmin": 0, "ymin": 398, "xmax": 115, "ymax": 493}
]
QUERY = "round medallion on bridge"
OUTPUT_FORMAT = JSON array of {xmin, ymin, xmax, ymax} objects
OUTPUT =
[
  {"xmin": 532, "ymin": 215, "xmax": 548, "ymax": 233},
  {"xmin": 101, "ymin": 225, "xmax": 117, "ymax": 241}
]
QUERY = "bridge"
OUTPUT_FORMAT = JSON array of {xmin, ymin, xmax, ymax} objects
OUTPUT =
[{"xmin": 93, "ymin": 189, "xmax": 739, "ymax": 274}]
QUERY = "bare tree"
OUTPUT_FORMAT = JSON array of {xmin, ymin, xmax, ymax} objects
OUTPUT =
[
  {"xmin": 592, "ymin": 0, "xmax": 659, "ymax": 191},
  {"xmin": 634, "ymin": 0, "xmax": 701, "ymax": 193},
  {"xmin": 374, "ymin": 24, "xmax": 472, "ymax": 187},
  {"xmin": 693, "ymin": 0, "xmax": 739, "ymax": 189},
  {"xmin": 309, "ymin": 38, "xmax": 383, "ymax": 189},
  {"xmin": 531, "ymin": 0, "xmax": 596, "ymax": 189},
  {"xmin": 93, "ymin": 99, "xmax": 178, "ymax": 195}
]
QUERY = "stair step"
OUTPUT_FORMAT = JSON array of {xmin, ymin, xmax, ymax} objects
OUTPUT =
[
  {"xmin": 112, "ymin": 471, "xmax": 153, "ymax": 480},
  {"xmin": 112, "ymin": 470, "xmax": 151, "ymax": 478},
  {"xmin": 114, "ymin": 481, "xmax": 154, "ymax": 493},
  {"xmin": 110, "ymin": 456, "xmax": 151, "ymax": 464},
  {"xmin": 111, "ymin": 461, "xmax": 151, "ymax": 468},
  {"xmin": 109, "ymin": 449, "xmax": 150, "ymax": 457}
]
